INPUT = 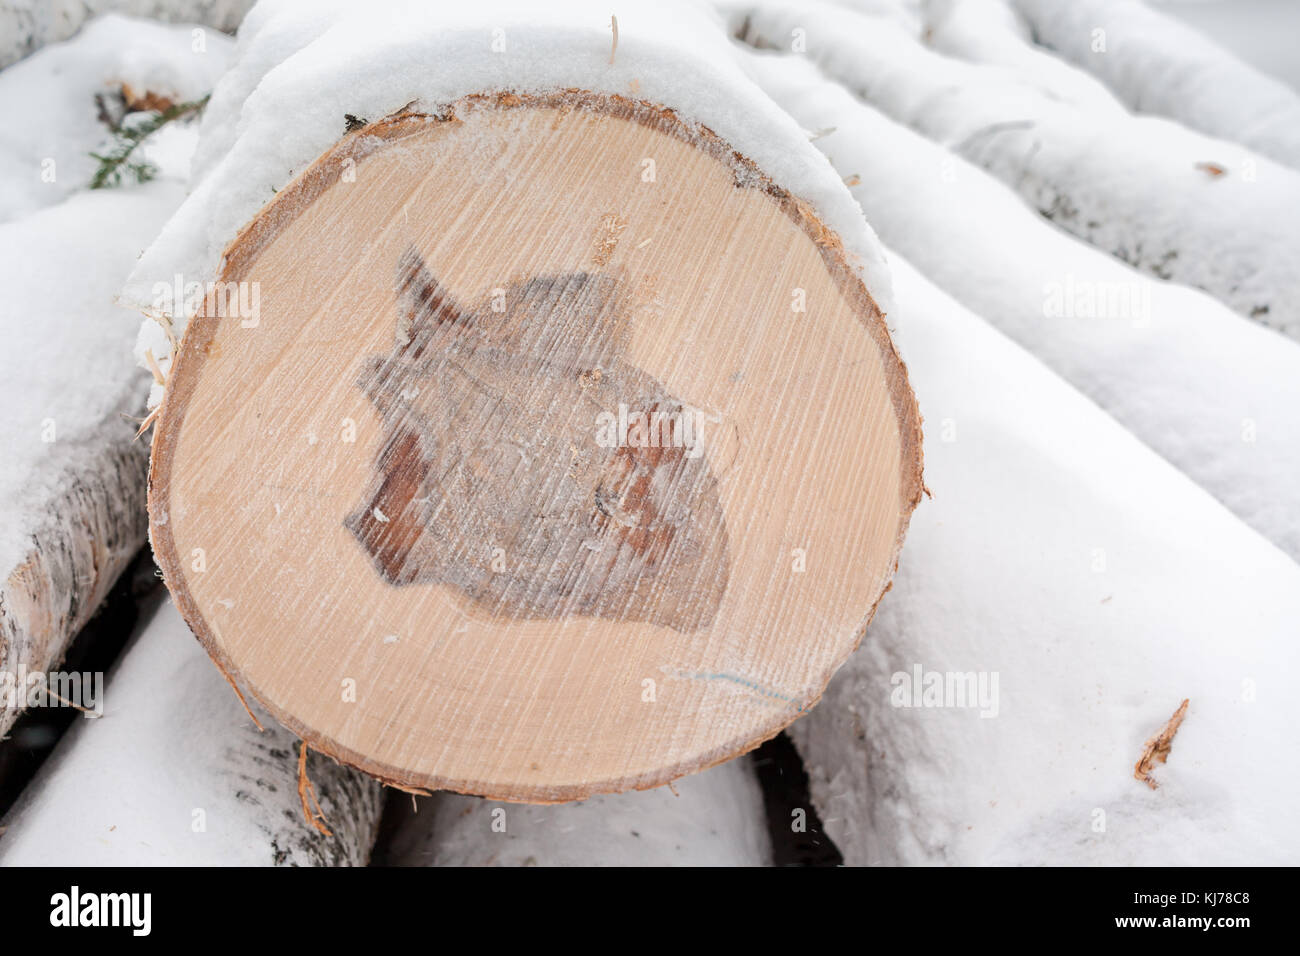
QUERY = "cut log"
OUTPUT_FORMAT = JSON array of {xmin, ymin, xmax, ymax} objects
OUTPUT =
[
  {"xmin": 138, "ymin": 0, "xmax": 922, "ymax": 802},
  {"xmin": 0, "ymin": 14, "xmax": 227, "ymax": 735},
  {"xmin": 730, "ymin": 0, "xmax": 1300, "ymax": 340},
  {"xmin": 0, "ymin": 184, "xmax": 189, "ymax": 737},
  {"xmin": 0, "ymin": 594, "xmax": 383, "ymax": 866},
  {"xmin": 789, "ymin": 252, "xmax": 1300, "ymax": 865},
  {"xmin": 1012, "ymin": 0, "xmax": 1300, "ymax": 169},
  {"xmin": 383, "ymin": 757, "xmax": 772, "ymax": 866},
  {"xmin": 746, "ymin": 52, "xmax": 1300, "ymax": 563}
]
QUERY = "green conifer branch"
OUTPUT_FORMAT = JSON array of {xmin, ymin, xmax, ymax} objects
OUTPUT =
[{"xmin": 89, "ymin": 93, "xmax": 210, "ymax": 190}]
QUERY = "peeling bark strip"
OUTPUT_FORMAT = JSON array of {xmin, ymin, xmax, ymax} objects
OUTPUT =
[
  {"xmin": 148, "ymin": 92, "xmax": 921, "ymax": 802},
  {"xmin": 346, "ymin": 248, "xmax": 729, "ymax": 632},
  {"xmin": 1134, "ymin": 699, "xmax": 1190, "ymax": 790}
]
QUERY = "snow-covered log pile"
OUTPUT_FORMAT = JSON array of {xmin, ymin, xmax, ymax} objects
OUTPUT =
[
  {"xmin": 2, "ymin": 0, "xmax": 1299, "ymax": 867},
  {"xmin": 724, "ymin": 3, "xmax": 1300, "ymax": 864},
  {"xmin": 0, "ymin": 595, "xmax": 384, "ymax": 865},
  {"xmin": 1011, "ymin": 0, "xmax": 1300, "ymax": 168},
  {"xmin": 0, "ymin": 18, "xmax": 232, "ymax": 737},
  {"xmin": 728, "ymin": 0, "xmax": 1300, "ymax": 340},
  {"xmin": 743, "ymin": 53, "xmax": 1300, "ymax": 563},
  {"xmin": 923, "ymin": 0, "xmax": 1125, "ymax": 114},
  {"xmin": 788, "ymin": 253, "xmax": 1300, "ymax": 864},
  {"xmin": 383, "ymin": 758, "xmax": 772, "ymax": 866}
]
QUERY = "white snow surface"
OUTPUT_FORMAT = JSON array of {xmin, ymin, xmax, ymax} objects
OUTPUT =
[
  {"xmin": 385, "ymin": 758, "xmax": 772, "ymax": 865},
  {"xmin": 0, "ymin": 0, "xmax": 250, "ymax": 69},
  {"xmin": 125, "ymin": 0, "xmax": 894, "ymax": 403},
  {"xmin": 745, "ymin": 52, "xmax": 1300, "ymax": 564},
  {"xmin": 1013, "ymin": 0, "xmax": 1300, "ymax": 167},
  {"xmin": 0, "ymin": 595, "xmax": 384, "ymax": 866},
  {"xmin": 921, "ymin": 0, "xmax": 1128, "ymax": 115},
  {"xmin": 0, "ymin": 182, "xmax": 188, "ymax": 575},
  {"xmin": 0, "ymin": 14, "xmax": 232, "ymax": 221},
  {"xmin": 728, "ymin": 0, "xmax": 1300, "ymax": 339},
  {"xmin": 789, "ymin": 252, "xmax": 1300, "ymax": 865}
]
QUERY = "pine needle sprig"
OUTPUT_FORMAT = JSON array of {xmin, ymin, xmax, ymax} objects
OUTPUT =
[{"xmin": 89, "ymin": 93, "xmax": 210, "ymax": 190}]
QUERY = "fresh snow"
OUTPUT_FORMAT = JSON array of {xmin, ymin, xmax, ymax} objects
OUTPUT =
[
  {"xmin": 1014, "ymin": 0, "xmax": 1300, "ymax": 167},
  {"xmin": 922, "ymin": 0, "xmax": 1128, "ymax": 115},
  {"xmin": 0, "ymin": 2, "xmax": 248, "ymax": 69},
  {"xmin": 789, "ymin": 252, "xmax": 1300, "ymax": 864},
  {"xmin": 3, "ymin": 0, "xmax": 1299, "ymax": 866},
  {"xmin": 0, "ymin": 13, "xmax": 231, "ymax": 734},
  {"xmin": 0, "ymin": 14, "xmax": 232, "ymax": 221},
  {"xmin": 0, "ymin": 595, "xmax": 384, "ymax": 865},
  {"xmin": 123, "ymin": 0, "xmax": 893, "ymax": 403},
  {"xmin": 729, "ymin": 0, "xmax": 1300, "ymax": 340},
  {"xmin": 0, "ymin": 184, "xmax": 181, "ymax": 573},
  {"xmin": 384, "ymin": 758, "xmax": 772, "ymax": 865},
  {"xmin": 744, "ymin": 52, "xmax": 1300, "ymax": 563}
]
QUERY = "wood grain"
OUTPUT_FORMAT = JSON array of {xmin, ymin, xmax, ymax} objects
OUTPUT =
[{"xmin": 149, "ymin": 92, "xmax": 922, "ymax": 801}]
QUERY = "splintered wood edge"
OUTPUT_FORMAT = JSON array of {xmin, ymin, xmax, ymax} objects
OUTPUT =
[{"xmin": 148, "ymin": 90, "xmax": 925, "ymax": 802}]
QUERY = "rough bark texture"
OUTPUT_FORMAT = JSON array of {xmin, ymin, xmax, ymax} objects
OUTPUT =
[
  {"xmin": 1, "ymin": 181, "xmax": 191, "ymax": 736},
  {"xmin": 1, "ymin": 434, "xmax": 147, "ymax": 735}
]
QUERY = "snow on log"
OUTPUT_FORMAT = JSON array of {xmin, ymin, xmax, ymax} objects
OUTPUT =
[
  {"xmin": 1012, "ymin": 0, "xmax": 1300, "ymax": 169},
  {"xmin": 921, "ymin": 0, "xmax": 1126, "ymax": 115},
  {"xmin": 0, "ymin": 14, "xmax": 232, "ymax": 221},
  {"xmin": 0, "ymin": 17, "xmax": 230, "ymax": 735},
  {"xmin": 747, "ymin": 53, "xmax": 1300, "ymax": 563},
  {"xmin": 0, "ymin": 185, "xmax": 188, "ymax": 736},
  {"xmin": 0, "ymin": 595, "xmax": 383, "ymax": 866},
  {"xmin": 730, "ymin": 0, "xmax": 1300, "ymax": 340},
  {"xmin": 0, "ymin": 0, "xmax": 251, "ymax": 70},
  {"xmin": 383, "ymin": 757, "xmax": 772, "ymax": 866},
  {"xmin": 786, "ymin": 252, "xmax": 1300, "ymax": 865},
  {"xmin": 128, "ymin": 0, "xmax": 921, "ymax": 802}
]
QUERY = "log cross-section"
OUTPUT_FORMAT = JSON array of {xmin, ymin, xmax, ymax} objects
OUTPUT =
[{"xmin": 148, "ymin": 91, "xmax": 922, "ymax": 802}]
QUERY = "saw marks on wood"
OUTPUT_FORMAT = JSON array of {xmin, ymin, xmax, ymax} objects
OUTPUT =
[
  {"xmin": 149, "ymin": 92, "xmax": 922, "ymax": 801},
  {"xmin": 344, "ymin": 246, "xmax": 730, "ymax": 632}
]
